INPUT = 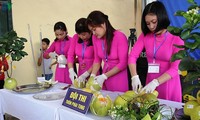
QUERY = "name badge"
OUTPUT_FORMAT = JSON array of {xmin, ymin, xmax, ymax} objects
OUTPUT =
[
  {"xmin": 148, "ymin": 63, "xmax": 160, "ymax": 73},
  {"xmin": 59, "ymin": 64, "xmax": 66, "ymax": 68}
]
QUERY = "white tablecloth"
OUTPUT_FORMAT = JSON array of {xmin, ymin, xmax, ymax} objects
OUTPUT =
[{"xmin": 0, "ymin": 83, "xmax": 184, "ymax": 120}]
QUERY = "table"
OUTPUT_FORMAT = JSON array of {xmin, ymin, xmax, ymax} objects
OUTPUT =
[{"xmin": 0, "ymin": 83, "xmax": 184, "ymax": 120}]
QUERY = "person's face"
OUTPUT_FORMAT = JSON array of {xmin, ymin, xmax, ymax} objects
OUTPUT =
[
  {"xmin": 42, "ymin": 42, "xmax": 48, "ymax": 50},
  {"xmin": 54, "ymin": 29, "xmax": 67, "ymax": 40},
  {"xmin": 145, "ymin": 14, "xmax": 158, "ymax": 33},
  {"xmin": 78, "ymin": 32, "xmax": 91, "ymax": 41},
  {"xmin": 88, "ymin": 23, "xmax": 106, "ymax": 39}
]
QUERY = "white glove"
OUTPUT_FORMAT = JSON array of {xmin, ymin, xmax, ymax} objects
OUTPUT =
[
  {"xmin": 141, "ymin": 79, "xmax": 159, "ymax": 93},
  {"xmin": 131, "ymin": 75, "xmax": 142, "ymax": 92},
  {"xmin": 94, "ymin": 74, "xmax": 107, "ymax": 88},
  {"xmin": 69, "ymin": 68, "xmax": 77, "ymax": 84},
  {"xmin": 78, "ymin": 71, "xmax": 90, "ymax": 81},
  {"xmin": 90, "ymin": 74, "xmax": 96, "ymax": 77},
  {"xmin": 49, "ymin": 52, "xmax": 58, "ymax": 59},
  {"xmin": 57, "ymin": 55, "xmax": 67, "ymax": 64}
]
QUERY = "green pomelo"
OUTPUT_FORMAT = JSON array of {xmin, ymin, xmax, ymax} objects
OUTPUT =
[
  {"xmin": 91, "ymin": 84, "xmax": 101, "ymax": 91},
  {"xmin": 141, "ymin": 93, "xmax": 158, "ymax": 103},
  {"xmin": 4, "ymin": 78, "xmax": 17, "ymax": 90},
  {"xmin": 142, "ymin": 113, "xmax": 152, "ymax": 120},
  {"xmin": 124, "ymin": 90, "xmax": 136, "ymax": 98},
  {"xmin": 114, "ymin": 95, "xmax": 131, "ymax": 107},
  {"xmin": 190, "ymin": 106, "xmax": 200, "ymax": 120},
  {"xmin": 90, "ymin": 94, "xmax": 112, "ymax": 116},
  {"xmin": 197, "ymin": 90, "xmax": 200, "ymax": 104},
  {"xmin": 184, "ymin": 100, "xmax": 199, "ymax": 116}
]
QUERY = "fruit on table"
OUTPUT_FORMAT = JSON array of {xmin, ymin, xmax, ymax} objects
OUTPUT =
[
  {"xmin": 123, "ymin": 90, "xmax": 136, "ymax": 97},
  {"xmin": 183, "ymin": 94, "xmax": 197, "ymax": 103},
  {"xmin": 141, "ymin": 93, "xmax": 158, "ymax": 103},
  {"xmin": 142, "ymin": 113, "xmax": 151, "ymax": 120},
  {"xmin": 184, "ymin": 100, "xmax": 199, "ymax": 116},
  {"xmin": 73, "ymin": 79, "xmax": 85, "ymax": 88},
  {"xmin": 114, "ymin": 94, "xmax": 133, "ymax": 108},
  {"xmin": 196, "ymin": 90, "xmax": 200, "ymax": 104},
  {"xmin": 82, "ymin": 88, "xmax": 92, "ymax": 93},
  {"xmin": 4, "ymin": 78, "xmax": 17, "ymax": 90},
  {"xmin": 90, "ymin": 93, "xmax": 112, "ymax": 116},
  {"xmin": 190, "ymin": 106, "xmax": 200, "ymax": 120},
  {"xmin": 152, "ymin": 90, "xmax": 159, "ymax": 97},
  {"xmin": 86, "ymin": 76, "xmax": 101, "ymax": 91}
]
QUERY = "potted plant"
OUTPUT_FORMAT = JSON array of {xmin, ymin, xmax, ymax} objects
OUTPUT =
[
  {"xmin": 167, "ymin": 0, "xmax": 200, "ymax": 95},
  {"xmin": 0, "ymin": 30, "xmax": 28, "ymax": 89}
]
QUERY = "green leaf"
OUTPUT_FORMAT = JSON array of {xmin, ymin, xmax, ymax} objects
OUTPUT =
[
  {"xmin": 188, "ymin": 4, "xmax": 199, "ymax": 10},
  {"xmin": 174, "ymin": 10, "xmax": 185, "ymax": 16},
  {"xmin": 18, "ymin": 37, "xmax": 27, "ymax": 42},
  {"xmin": 20, "ymin": 51, "xmax": 28, "ymax": 57},
  {"xmin": 167, "ymin": 26, "xmax": 182, "ymax": 36},
  {"xmin": 187, "ymin": 0, "xmax": 195, "ymax": 4},
  {"xmin": 182, "ymin": 22, "xmax": 193, "ymax": 29},
  {"xmin": 184, "ymin": 72, "xmax": 200, "ymax": 82},
  {"xmin": 185, "ymin": 41, "xmax": 199, "ymax": 49},
  {"xmin": 181, "ymin": 30, "xmax": 191, "ymax": 40},
  {"xmin": 173, "ymin": 44, "xmax": 185, "ymax": 48},
  {"xmin": 179, "ymin": 57, "xmax": 194, "ymax": 71},
  {"xmin": 193, "ymin": 18, "xmax": 199, "ymax": 26},
  {"xmin": 11, "ymin": 53, "xmax": 17, "ymax": 61},
  {"xmin": 0, "ymin": 48, "xmax": 6, "ymax": 55},
  {"xmin": 183, "ymin": 13, "xmax": 191, "ymax": 21},
  {"xmin": 0, "ymin": 30, "xmax": 28, "ymax": 61},
  {"xmin": 171, "ymin": 50, "xmax": 186, "ymax": 62},
  {"xmin": 194, "ymin": 60, "xmax": 200, "ymax": 68},
  {"xmin": 191, "ymin": 33, "xmax": 200, "ymax": 42},
  {"xmin": 183, "ymin": 84, "xmax": 200, "ymax": 95}
]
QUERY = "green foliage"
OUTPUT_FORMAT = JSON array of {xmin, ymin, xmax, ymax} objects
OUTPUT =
[
  {"xmin": 0, "ymin": 30, "xmax": 28, "ymax": 61},
  {"xmin": 167, "ymin": 0, "xmax": 200, "ymax": 94},
  {"xmin": 0, "ymin": 30, "xmax": 28, "ymax": 78}
]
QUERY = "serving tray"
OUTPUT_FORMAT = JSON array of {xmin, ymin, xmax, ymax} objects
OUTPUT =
[
  {"xmin": 33, "ymin": 91, "xmax": 66, "ymax": 101},
  {"xmin": 13, "ymin": 83, "xmax": 52, "ymax": 94}
]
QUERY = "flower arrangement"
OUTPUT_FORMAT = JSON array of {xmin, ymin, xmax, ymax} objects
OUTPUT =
[
  {"xmin": 167, "ymin": 0, "xmax": 200, "ymax": 95},
  {"xmin": 109, "ymin": 92, "xmax": 173, "ymax": 120}
]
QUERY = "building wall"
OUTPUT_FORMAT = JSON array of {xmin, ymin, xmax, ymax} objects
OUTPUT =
[{"xmin": 11, "ymin": 0, "xmax": 142, "ymax": 85}]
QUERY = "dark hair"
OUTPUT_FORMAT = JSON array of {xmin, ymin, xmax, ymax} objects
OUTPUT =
[
  {"xmin": 141, "ymin": 1, "xmax": 170, "ymax": 35},
  {"xmin": 75, "ymin": 18, "xmax": 93, "ymax": 46},
  {"xmin": 86, "ymin": 10, "xmax": 115, "ymax": 55},
  {"xmin": 75, "ymin": 18, "xmax": 90, "ymax": 34},
  {"xmin": 54, "ymin": 21, "xmax": 69, "ymax": 41},
  {"xmin": 42, "ymin": 38, "xmax": 50, "ymax": 45}
]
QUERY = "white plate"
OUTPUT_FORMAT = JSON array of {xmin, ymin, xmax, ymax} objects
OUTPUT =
[{"xmin": 33, "ymin": 91, "xmax": 66, "ymax": 101}]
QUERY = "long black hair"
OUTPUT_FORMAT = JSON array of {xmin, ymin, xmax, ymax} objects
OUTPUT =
[
  {"xmin": 75, "ymin": 18, "xmax": 92, "ymax": 46},
  {"xmin": 141, "ymin": 1, "xmax": 170, "ymax": 36},
  {"xmin": 54, "ymin": 21, "xmax": 69, "ymax": 41},
  {"xmin": 86, "ymin": 10, "xmax": 115, "ymax": 55}
]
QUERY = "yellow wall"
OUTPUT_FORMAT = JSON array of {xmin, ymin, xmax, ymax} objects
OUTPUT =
[{"xmin": 11, "ymin": 0, "xmax": 142, "ymax": 85}]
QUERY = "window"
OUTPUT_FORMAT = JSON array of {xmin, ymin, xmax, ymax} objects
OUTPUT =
[{"xmin": 0, "ymin": 0, "xmax": 13, "ymax": 36}]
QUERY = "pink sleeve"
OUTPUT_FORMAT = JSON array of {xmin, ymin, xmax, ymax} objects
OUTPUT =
[
  {"xmin": 165, "ymin": 36, "xmax": 184, "ymax": 78},
  {"xmin": 93, "ymin": 35, "xmax": 102, "ymax": 63},
  {"xmin": 128, "ymin": 33, "xmax": 145, "ymax": 64},
  {"xmin": 43, "ymin": 41, "xmax": 56, "ymax": 58},
  {"xmin": 115, "ymin": 32, "xmax": 128, "ymax": 70},
  {"xmin": 67, "ymin": 34, "xmax": 77, "ymax": 63}
]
